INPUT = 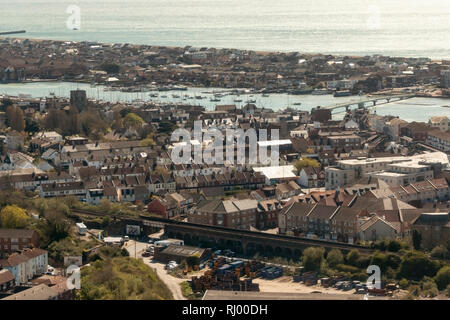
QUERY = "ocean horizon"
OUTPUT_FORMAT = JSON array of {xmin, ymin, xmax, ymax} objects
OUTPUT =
[{"xmin": 2, "ymin": 0, "xmax": 450, "ymax": 59}]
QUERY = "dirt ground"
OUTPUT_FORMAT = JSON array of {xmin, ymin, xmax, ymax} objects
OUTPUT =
[{"xmin": 253, "ymin": 276, "xmax": 358, "ymax": 295}]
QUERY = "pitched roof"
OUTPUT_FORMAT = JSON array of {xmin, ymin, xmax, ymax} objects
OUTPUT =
[
  {"xmin": 308, "ymin": 204, "xmax": 338, "ymax": 220},
  {"xmin": 0, "ymin": 269, "xmax": 15, "ymax": 285},
  {"xmin": 0, "ymin": 229, "xmax": 37, "ymax": 239},
  {"xmin": 360, "ymin": 215, "xmax": 397, "ymax": 233},
  {"xmin": 279, "ymin": 202, "xmax": 316, "ymax": 218},
  {"xmin": 1, "ymin": 284, "xmax": 58, "ymax": 300}
]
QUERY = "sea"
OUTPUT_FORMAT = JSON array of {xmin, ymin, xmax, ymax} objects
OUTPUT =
[
  {"xmin": 1, "ymin": 0, "xmax": 450, "ymax": 121},
  {"xmin": 2, "ymin": 0, "xmax": 450, "ymax": 59}
]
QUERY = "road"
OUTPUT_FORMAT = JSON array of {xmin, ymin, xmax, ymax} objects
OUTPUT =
[
  {"xmin": 143, "ymin": 258, "xmax": 186, "ymax": 300},
  {"xmin": 123, "ymin": 240, "xmax": 186, "ymax": 300}
]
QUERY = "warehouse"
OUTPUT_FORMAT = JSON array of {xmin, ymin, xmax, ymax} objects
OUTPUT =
[{"xmin": 154, "ymin": 245, "xmax": 211, "ymax": 264}]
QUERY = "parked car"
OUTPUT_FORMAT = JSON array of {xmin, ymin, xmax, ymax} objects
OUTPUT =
[{"xmin": 165, "ymin": 261, "xmax": 178, "ymax": 270}]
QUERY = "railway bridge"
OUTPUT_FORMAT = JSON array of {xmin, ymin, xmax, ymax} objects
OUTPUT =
[
  {"xmin": 143, "ymin": 217, "xmax": 373, "ymax": 258},
  {"xmin": 70, "ymin": 210, "xmax": 373, "ymax": 259}
]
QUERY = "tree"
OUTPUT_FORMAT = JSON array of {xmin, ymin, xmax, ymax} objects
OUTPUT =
[
  {"xmin": 6, "ymin": 106, "xmax": 25, "ymax": 132},
  {"xmin": 434, "ymin": 266, "xmax": 450, "ymax": 290},
  {"xmin": 0, "ymin": 205, "xmax": 30, "ymax": 228},
  {"xmin": 294, "ymin": 157, "xmax": 320, "ymax": 172},
  {"xmin": 370, "ymin": 252, "xmax": 388, "ymax": 271},
  {"xmin": 153, "ymin": 166, "xmax": 170, "ymax": 176},
  {"xmin": 101, "ymin": 63, "xmax": 120, "ymax": 74},
  {"xmin": 140, "ymin": 137, "xmax": 156, "ymax": 147},
  {"xmin": 398, "ymin": 251, "xmax": 440, "ymax": 281},
  {"xmin": 326, "ymin": 249, "xmax": 343, "ymax": 268},
  {"xmin": 68, "ymin": 106, "xmax": 81, "ymax": 135},
  {"xmin": 412, "ymin": 230, "xmax": 422, "ymax": 250},
  {"xmin": 158, "ymin": 121, "xmax": 178, "ymax": 134},
  {"xmin": 123, "ymin": 113, "xmax": 144, "ymax": 130},
  {"xmin": 431, "ymin": 245, "xmax": 449, "ymax": 260},
  {"xmin": 302, "ymin": 247, "xmax": 324, "ymax": 271},
  {"xmin": 345, "ymin": 249, "xmax": 360, "ymax": 267}
]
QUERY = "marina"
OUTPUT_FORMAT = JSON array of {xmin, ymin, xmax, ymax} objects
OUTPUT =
[{"xmin": 0, "ymin": 82, "xmax": 448, "ymax": 122}]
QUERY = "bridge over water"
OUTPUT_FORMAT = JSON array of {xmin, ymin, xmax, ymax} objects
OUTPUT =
[{"xmin": 324, "ymin": 94, "xmax": 416, "ymax": 113}]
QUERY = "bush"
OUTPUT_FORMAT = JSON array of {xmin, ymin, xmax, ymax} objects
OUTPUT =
[
  {"xmin": 446, "ymin": 284, "xmax": 450, "ymax": 297},
  {"xmin": 335, "ymin": 264, "xmax": 361, "ymax": 274},
  {"xmin": 326, "ymin": 249, "xmax": 344, "ymax": 268},
  {"xmin": 386, "ymin": 253, "xmax": 401, "ymax": 270},
  {"xmin": 302, "ymin": 247, "xmax": 325, "ymax": 272},
  {"xmin": 370, "ymin": 252, "xmax": 388, "ymax": 271},
  {"xmin": 345, "ymin": 249, "xmax": 360, "ymax": 267},
  {"xmin": 434, "ymin": 266, "xmax": 450, "ymax": 290},
  {"xmin": 398, "ymin": 251, "xmax": 440, "ymax": 281},
  {"xmin": 407, "ymin": 284, "xmax": 421, "ymax": 297},
  {"xmin": 421, "ymin": 278, "xmax": 439, "ymax": 298},
  {"xmin": 399, "ymin": 278, "xmax": 409, "ymax": 290},
  {"xmin": 431, "ymin": 245, "xmax": 449, "ymax": 260},
  {"xmin": 387, "ymin": 240, "xmax": 402, "ymax": 252},
  {"xmin": 355, "ymin": 256, "xmax": 371, "ymax": 269},
  {"xmin": 78, "ymin": 257, "xmax": 173, "ymax": 300},
  {"xmin": 0, "ymin": 205, "xmax": 30, "ymax": 228}
]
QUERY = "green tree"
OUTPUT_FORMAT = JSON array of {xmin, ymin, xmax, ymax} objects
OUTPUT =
[
  {"xmin": 345, "ymin": 249, "xmax": 360, "ymax": 267},
  {"xmin": 326, "ymin": 249, "xmax": 344, "ymax": 268},
  {"xmin": 398, "ymin": 251, "xmax": 440, "ymax": 281},
  {"xmin": 370, "ymin": 252, "xmax": 388, "ymax": 271},
  {"xmin": 431, "ymin": 245, "xmax": 449, "ymax": 260},
  {"xmin": 294, "ymin": 157, "xmax": 320, "ymax": 172},
  {"xmin": 412, "ymin": 230, "xmax": 422, "ymax": 250},
  {"xmin": 434, "ymin": 266, "xmax": 450, "ymax": 290},
  {"xmin": 101, "ymin": 63, "xmax": 120, "ymax": 74},
  {"xmin": 123, "ymin": 113, "xmax": 144, "ymax": 130},
  {"xmin": 158, "ymin": 121, "xmax": 178, "ymax": 134},
  {"xmin": 0, "ymin": 205, "xmax": 30, "ymax": 228},
  {"xmin": 421, "ymin": 277, "xmax": 438, "ymax": 297},
  {"xmin": 302, "ymin": 247, "xmax": 324, "ymax": 271}
]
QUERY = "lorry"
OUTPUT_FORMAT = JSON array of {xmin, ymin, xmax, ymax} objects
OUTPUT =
[{"xmin": 154, "ymin": 239, "xmax": 184, "ymax": 248}]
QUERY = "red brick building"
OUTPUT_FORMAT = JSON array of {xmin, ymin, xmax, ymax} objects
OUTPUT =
[{"xmin": 0, "ymin": 229, "xmax": 39, "ymax": 256}]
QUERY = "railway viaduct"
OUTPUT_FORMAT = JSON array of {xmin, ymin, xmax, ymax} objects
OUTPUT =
[
  {"xmin": 152, "ymin": 218, "xmax": 373, "ymax": 258},
  {"xmin": 70, "ymin": 210, "xmax": 373, "ymax": 259}
]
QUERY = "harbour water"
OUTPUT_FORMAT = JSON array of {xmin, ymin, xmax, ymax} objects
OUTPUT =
[
  {"xmin": 0, "ymin": 82, "xmax": 448, "ymax": 122},
  {"xmin": 2, "ymin": 0, "xmax": 450, "ymax": 59}
]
